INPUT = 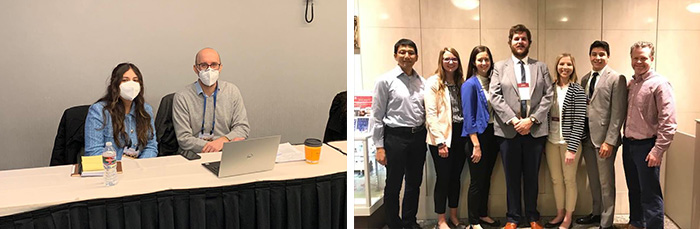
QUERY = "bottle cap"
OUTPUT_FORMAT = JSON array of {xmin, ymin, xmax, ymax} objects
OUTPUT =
[{"xmin": 106, "ymin": 142, "xmax": 112, "ymax": 147}]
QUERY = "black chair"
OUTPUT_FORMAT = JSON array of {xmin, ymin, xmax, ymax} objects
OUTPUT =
[
  {"xmin": 323, "ymin": 91, "xmax": 346, "ymax": 143},
  {"xmin": 50, "ymin": 105, "xmax": 90, "ymax": 166},
  {"xmin": 155, "ymin": 93, "xmax": 180, "ymax": 156}
]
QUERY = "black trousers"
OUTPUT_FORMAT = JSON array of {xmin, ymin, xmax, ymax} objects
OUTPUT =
[
  {"xmin": 383, "ymin": 126, "xmax": 427, "ymax": 229},
  {"xmin": 465, "ymin": 124, "xmax": 499, "ymax": 224},
  {"xmin": 623, "ymin": 137, "xmax": 664, "ymax": 229},
  {"xmin": 428, "ymin": 122, "xmax": 467, "ymax": 214},
  {"xmin": 499, "ymin": 134, "xmax": 545, "ymax": 224}
]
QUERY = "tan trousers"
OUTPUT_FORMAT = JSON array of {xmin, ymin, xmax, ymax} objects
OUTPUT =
[{"xmin": 545, "ymin": 141, "xmax": 582, "ymax": 211}]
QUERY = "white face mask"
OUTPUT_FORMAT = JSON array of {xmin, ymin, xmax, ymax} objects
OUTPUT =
[
  {"xmin": 119, "ymin": 81, "xmax": 141, "ymax": 101},
  {"xmin": 198, "ymin": 68, "xmax": 220, "ymax": 86}
]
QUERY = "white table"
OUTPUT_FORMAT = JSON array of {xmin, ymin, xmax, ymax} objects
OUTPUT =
[{"xmin": 0, "ymin": 143, "xmax": 346, "ymax": 217}]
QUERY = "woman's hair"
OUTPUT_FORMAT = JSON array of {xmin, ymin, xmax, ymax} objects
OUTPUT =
[
  {"xmin": 434, "ymin": 47, "xmax": 464, "ymax": 93},
  {"xmin": 466, "ymin": 45, "xmax": 494, "ymax": 79},
  {"xmin": 97, "ymin": 62, "xmax": 153, "ymax": 149},
  {"xmin": 554, "ymin": 53, "xmax": 578, "ymax": 84}
]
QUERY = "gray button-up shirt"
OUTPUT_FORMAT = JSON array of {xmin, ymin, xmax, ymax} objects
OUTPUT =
[{"xmin": 371, "ymin": 66, "xmax": 425, "ymax": 147}]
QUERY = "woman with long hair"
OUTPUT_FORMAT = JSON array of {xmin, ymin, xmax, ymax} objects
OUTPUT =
[
  {"xmin": 84, "ymin": 63, "xmax": 157, "ymax": 159},
  {"xmin": 424, "ymin": 47, "xmax": 467, "ymax": 229},
  {"xmin": 461, "ymin": 45, "xmax": 501, "ymax": 229},
  {"xmin": 544, "ymin": 53, "xmax": 586, "ymax": 229}
]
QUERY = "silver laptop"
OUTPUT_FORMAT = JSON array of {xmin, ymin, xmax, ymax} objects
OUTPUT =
[{"xmin": 202, "ymin": 135, "xmax": 281, "ymax": 178}]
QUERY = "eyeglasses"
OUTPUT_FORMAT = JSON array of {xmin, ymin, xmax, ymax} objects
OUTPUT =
[
  {"xmin": 443, "ymin": 58, "xmax": 458, "ymax": 63},
  {"xmin": 196, "ymin": 63, "xmax": 221, "ymax": 70}
]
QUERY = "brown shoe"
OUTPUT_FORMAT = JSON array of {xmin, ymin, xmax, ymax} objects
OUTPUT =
[
  {"xmin": 504, "ymin": 222, "xmax": 518, "ymax": 229},
  {"xmin": 529, "ymin": 221, "xmax": 543, "ymax": 229}
]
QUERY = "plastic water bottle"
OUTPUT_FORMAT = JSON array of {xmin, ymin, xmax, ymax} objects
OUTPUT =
[{"xmin": 102, "ymin": 142, "xmax": 118, "ymax": 186}]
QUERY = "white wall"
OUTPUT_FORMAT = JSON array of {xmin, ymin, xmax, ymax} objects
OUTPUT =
[{"xmin": 0, "ymin": 0, "xmax": 346, "ymax": 170}]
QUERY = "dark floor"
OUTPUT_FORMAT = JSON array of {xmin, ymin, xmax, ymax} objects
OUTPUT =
[{"xmin": 381, "ymin": 214, "xmax": 679, "ymax": 229}]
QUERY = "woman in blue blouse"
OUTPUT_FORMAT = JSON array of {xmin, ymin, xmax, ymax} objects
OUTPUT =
[
  {"xmin": 461, "ymin": 46, "xmax": 500, "ymax": 229},
  {"xmin": 84, "ymin": 63, "xmax": 158, "ymax": 160}
]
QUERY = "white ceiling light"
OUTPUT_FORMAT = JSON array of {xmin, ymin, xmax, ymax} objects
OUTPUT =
[
  {"xmin": 687, "ymin": 3, "xmax": 700, "ymax": 13},
  {"xmin": 451, "ymin": 0, "xmax": 479, "ymax": 10},
  {"xmin": 560, "ymin": 17, "xmax": 568, "ymax": 22}
]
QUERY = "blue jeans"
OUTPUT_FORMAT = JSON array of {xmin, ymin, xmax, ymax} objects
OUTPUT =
[{"xmin": 623, "ymin": 137, "xmax": 664, "ymax": 229}]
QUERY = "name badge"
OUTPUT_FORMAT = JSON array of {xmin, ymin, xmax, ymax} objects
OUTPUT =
[
  {"xmin": 123, "ymin": 147, "xmax": 140, "ymax": 158},
  {"xmin": 551, "ymin": 117, "xmax": 560, "ymax": 122},
  {"xmin": 517, "ymin": 82, "xmax": 531, "ymax": 100},
  {"xmin": 199, "ymin": 132, "xmax": 215, "ymax": 141}
]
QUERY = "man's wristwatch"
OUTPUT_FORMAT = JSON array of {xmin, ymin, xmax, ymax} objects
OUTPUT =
[{"xmin": 529, "ymin": 116, "xmax": 537, "ymax": 123}]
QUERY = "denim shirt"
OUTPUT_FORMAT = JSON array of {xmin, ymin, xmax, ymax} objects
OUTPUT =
[{"xmin": 84, "ymin": 101, "xmax": 158, "ymax": 160}]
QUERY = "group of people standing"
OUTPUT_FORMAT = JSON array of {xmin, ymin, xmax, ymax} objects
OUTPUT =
[{"xmin": 371, "ymin": 24, "xmax": 676, "ymax": 229}]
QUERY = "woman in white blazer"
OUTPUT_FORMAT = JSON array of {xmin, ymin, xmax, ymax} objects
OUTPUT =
[{"xmin": 424, "ymin": 47, "xmax": 468, "ymax": 229}]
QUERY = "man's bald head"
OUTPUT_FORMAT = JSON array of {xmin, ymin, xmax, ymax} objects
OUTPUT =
[
  {"xmin": 193, "ymin": 47, "xmax": 223, "ymax": 75},
  {"xmin": 195, "ymin": 47, "xmax": 221, "ymax": 64}
]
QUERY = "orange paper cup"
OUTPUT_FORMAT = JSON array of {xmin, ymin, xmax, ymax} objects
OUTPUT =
[{"xmin": 304, "ymin": 138, "xmax": 322, "ymax": 164}]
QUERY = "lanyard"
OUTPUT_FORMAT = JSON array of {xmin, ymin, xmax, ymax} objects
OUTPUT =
[{"xmin": 200, "ymin": 87, "xmax": 218, "ymax": 135}]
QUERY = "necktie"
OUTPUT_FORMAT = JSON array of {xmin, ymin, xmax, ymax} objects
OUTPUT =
[
  {"xmin": 589, "ymin": 72, "xmax": 599, "ymax": 97},
  {"xmin": 519, "ymin": 60, "xmax": 527, "ymax": 118}
]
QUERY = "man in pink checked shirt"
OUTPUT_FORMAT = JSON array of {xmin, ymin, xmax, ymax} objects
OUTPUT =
[{"xmin": 623, "ymin": 41, "xmax": 677, "ymax": 229}]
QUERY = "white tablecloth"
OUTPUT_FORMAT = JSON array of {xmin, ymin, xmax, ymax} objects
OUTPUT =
[{"xmin": 0, "ymin": 143, "xmax": 347, "ymax": 217}]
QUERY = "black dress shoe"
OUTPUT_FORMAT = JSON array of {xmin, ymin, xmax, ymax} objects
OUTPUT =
[
  {"xmin": 446, "ymin": 221, "xmax": 467, "ymax": 229},
  {"xmin": 478, "ymin": 218, "xmax": 501, "ymax": 227},
  {"xmin": 575, "ymin": 214, "xmax": 601, "ymax": 224},
  {"xmin": 404, "ymin": 222, "xmax": 422, "ymax": 229},
  {"xmin": 544, "ymin": 220, "xmax": 562, "ymax": 228}
]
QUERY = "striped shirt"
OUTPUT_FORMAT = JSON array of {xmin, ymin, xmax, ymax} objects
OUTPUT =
[
  {"xmin": 624, "ymin": 70, "xmax": 676, "ymax": 158},
  {"xmin": 549, "ymin": 82, "xmax": 587, "ymax": 152}
]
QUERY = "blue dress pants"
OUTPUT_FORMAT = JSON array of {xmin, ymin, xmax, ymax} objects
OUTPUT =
[{"xmin": 499, "ymin": 134, "xmax": 545, "ymax": 224}]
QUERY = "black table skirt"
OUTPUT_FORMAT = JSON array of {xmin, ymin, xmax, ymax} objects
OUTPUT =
[{"xmin": 0, "ymin": 172, "xmax": 346, "ymax": 229}]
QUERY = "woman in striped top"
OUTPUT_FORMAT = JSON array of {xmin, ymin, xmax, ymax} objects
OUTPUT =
[{"xmin": 544, "ymin": 53, "xmax": 587, "ymax": 229}]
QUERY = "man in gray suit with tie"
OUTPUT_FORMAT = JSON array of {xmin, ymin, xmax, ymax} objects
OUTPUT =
[
  {"xmin": 576, "ymin": 40, "xmax": 627, "ymax": 229},
  {"xmin": 489, "ymin": 24, "xmax": 553, "ymax": 229}
]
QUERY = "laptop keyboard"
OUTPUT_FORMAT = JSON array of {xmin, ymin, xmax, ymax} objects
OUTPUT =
[{"xmin": 203, "ymin": 161, "xmax": 221, "ymax": 175}]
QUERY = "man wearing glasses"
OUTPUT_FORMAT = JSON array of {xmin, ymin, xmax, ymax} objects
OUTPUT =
[
  {"xmin": 372, "ymin": 38, "xmax": 426, "ymax": 229},
  {"xmin": 173, "ymin": 47, "xmax": 250, "ymax": 153}
]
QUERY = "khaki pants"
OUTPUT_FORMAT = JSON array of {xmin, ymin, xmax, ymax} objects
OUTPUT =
[{"xmin": 545, "ymin": 141, "xmax": 582, "ymax": 211}]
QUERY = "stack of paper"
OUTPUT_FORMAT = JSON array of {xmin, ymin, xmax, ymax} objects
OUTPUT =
[
  {"xmin": 80, "ymin": 156, "xmax": 105, "ymax": 177},
  {"xmin": 275, "ymin": 142, "xmax": 305, "ymax": 163}
]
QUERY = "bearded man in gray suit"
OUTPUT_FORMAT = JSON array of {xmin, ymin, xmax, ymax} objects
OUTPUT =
[
  {"xmin": 489, "ymin": 24, "xmax": 553, "ymax": 229},
  {"xmin": 576, "ymin": 40, "xmax": 628, "ymax": 229}
]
